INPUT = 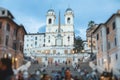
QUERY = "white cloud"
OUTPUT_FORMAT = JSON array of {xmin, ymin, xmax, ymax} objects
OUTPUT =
[
  {"xmin": 14, "ymin": 12, "xmax": 45, "ymax": 33},
  {"xmin": 75, "ymin": 27, "xmax": 87, "ymax": 40}
]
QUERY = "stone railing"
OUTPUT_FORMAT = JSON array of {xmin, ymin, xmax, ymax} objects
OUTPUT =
[
  {"xmin": 89, "ymin": 61, "xmax": 97, "ymax": 71},
  {"xmin": 17, "ymin": 61, "xmax": 31, "ymax": 71}
]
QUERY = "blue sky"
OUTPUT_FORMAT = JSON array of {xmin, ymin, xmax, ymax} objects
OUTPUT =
[{"xmin": 0, "ymin": 0, "xmax": 120, "ymax": 40}]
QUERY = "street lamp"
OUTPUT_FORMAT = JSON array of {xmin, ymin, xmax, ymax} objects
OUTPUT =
[
  {"xmin": 72, "ymin": 50, "xmax": 74, "ymax": 54},
  {"xmin": 15, "ymin": 57, "xmax": 18, "ymax": 61},
  {"xmin": 4, "ymin": 54, "xmax": 7, "ymax": 58},
  {"xmin": 46, "ymin": 50, "xmax": 48, "ymax": 54},
  {"xmin": 12, "ymin": 56, "xmax": 18, "ymax": 69},
  {"xmin": 14, "ymin": 57, "xmax": 18, "ymax": 69}
]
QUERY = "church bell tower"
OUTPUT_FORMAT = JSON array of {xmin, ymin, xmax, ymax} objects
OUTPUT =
[
  {"xmin": 65, "ymin": 8, "xmax": 74, "ymax": 25},
  {"xmin": 46, "ymin": 9, "xmax": 56, "ymax": 26}
]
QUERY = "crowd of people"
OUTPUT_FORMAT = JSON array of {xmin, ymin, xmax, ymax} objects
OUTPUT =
[
  {"xmin": 0, "ymin": 57, "xmax": 74, "ymax": 80},
  {"xmin": 0, "ymin": 57, "xmax": 119, "ymax": 80}
]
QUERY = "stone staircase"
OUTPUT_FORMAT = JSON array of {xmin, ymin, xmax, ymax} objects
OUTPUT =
[{"xmin": 28, "ymin": 63, "xmax": 42, "ymax": 74}]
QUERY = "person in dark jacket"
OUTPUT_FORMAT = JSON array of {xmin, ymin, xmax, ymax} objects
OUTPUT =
[{"xmin": 0, "ymin": 58, "xmax": 14, "ymax": 80}]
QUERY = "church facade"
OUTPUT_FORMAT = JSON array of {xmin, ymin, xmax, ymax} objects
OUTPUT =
[
  {"xmin": 45, "ymin": 8, "xmax": 74, "ymax": 54},
  {"xmin": 24, "ymin": 8, "xmax": 83, "ymax": 65}
]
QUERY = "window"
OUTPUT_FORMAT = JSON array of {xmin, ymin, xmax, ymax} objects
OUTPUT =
[
  {"xmin": 14, "ymin": 29, "xmax": 17, "ymax": 36},
  {"xmin": 48, "ymin": 18, "xmax": 52, "ymax": 24},
  {"xmin": 13, "ymin": 42, "xmax": 16, "ymax": 50},
  {"xmin": 35, "ymin": 37, "xmax": 37, "ymax": 40},
  {"xmin": 68, "ymin": 36, "xmax": 70, "ymax": 41},
  {"xmin": 114, "ymin": 37, "xmax": 117, "ymax": 46},
  {"xmin": 44, "ymin": 39, "xmax": 45, "ymax": 42},
  {"xmin": 97, "ymin": 34, "xmax": 99, "ymax": 40},
  {"xmin": 100, "ymin": 30, "xmax": 102, "ymax": 37},
  {"xmin": 106, "ymin": 27, "xmax": 109, "ymax": 34},
  {"xmin": 27, "ymin": 44, "xmax": 29, "ymax": 47},
  {"xmin": 5, "ymin": 35, "xmax": 9, "ymax": 46},
  {"xmin": 45, "ymin": 57, "xmax": 47, "ymax": 60},
  {"xmin": 2, "ymin": 10, "xmax": 5, "ymax": 15},
  {"xmin": 43, "ymin": 44, "xmax": 45, "ymax": 46},
  {"xmin": 113, "ymin": 22, "xmax": 116, "ymax": 30},
  {"xmin": 6, "ymin": 23, "xmax": 10, "ymax": 31},
  {"xmin": 35, "ymin": 41, "xmax": 37, "ymax": 45},
  {"xmin": 116, "ymin": 54, "xmax": 118, "ymax": 60},
  {"xmin": 48, "ymin": 40, "xmax": 50, "ymax": 43},
  {"xmin": 67, "ymin": 17, "xmax": 70, "ymax": 24},
  {"xmin": 107, "ymin": 41, "xmax": 111, "ymax": 49},
  {"xmin": 0, "ymin": 22, "xmax": 2, "ymax": 29}
]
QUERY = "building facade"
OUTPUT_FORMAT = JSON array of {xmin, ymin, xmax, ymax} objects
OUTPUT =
[
  {"xmin": 24, "ymin": 8, "xmax": 83, "ymax": 65},
  {"xmin": 0, "ymin": 7, "xmax": 27, "ymax": 68},
  {"xmin": 93, "ymin": 10, "xmax": 120, "ymax": 76},
  {"xmin": 85, "ymin": 24, "xmax": 98, "ymax": 53}
]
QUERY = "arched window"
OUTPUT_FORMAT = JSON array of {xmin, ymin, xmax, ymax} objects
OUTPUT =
[
  {"xmin": 48, "ymin": 18, "xmax": 52, "ymax": 24},
  {"xmin": 67, "ymin": 17, "xmax": 70, "ymax": 24}
]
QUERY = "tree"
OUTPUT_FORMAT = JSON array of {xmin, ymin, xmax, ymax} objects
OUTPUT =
[
  {"xmin": 88, "ymin": 20, "xmax": 95, "ymax": 59},
  {"xmin": 74, "ymin": 36, "xmax": 84, "ymax": 53},
  {"xmin": 88, "ymin": 20, "xmax": 95, "ymax": 28}
]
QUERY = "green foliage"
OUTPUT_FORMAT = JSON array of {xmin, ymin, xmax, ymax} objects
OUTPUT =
[
  {"xmin": 73, "ymin": 36, "xmax": 84, "ymax": 53},
  {"xmin": 88, "ymin": 20, "xmax": 95, "ymax": 28}
]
